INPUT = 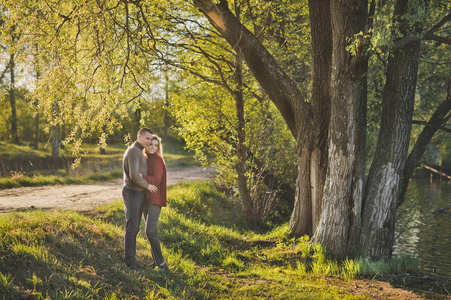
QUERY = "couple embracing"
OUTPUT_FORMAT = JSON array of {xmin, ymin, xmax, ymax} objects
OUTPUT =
[{"xmin": 121, "ymin": 127, "xmax": 168, "ymax": 271}]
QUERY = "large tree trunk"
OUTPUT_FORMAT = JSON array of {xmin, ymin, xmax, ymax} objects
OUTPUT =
[
  {"xmin": 289, "ymin": 0, "xmax": 332, "ymax": 237},
  {"xmin": 360, "ymin": 0, "xmax": 426, "ymax": 259},
  {"xmin": 289, "ymin": 145, "xmax": 330, "ymax": 237},
  {"xmin": 313, "ymin": 0, "xmax": 368, "ymax": 257},
  {"xmin": 290, "ymin": 146, "xmax": 313, "ymax": 235},
  {"xmin": 233, "ymin": 5, "xmax": 253, "ymax": 221}
]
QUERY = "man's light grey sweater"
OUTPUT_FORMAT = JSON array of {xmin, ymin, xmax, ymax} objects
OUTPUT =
[{"xmin": 122, "ymin": 141, "xmax": 149, "ymax": 191}]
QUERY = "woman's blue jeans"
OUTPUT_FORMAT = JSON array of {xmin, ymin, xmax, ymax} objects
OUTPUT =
[{"xmin": 143, "ymin": 203, "xmax": 165, "ymax": 266}]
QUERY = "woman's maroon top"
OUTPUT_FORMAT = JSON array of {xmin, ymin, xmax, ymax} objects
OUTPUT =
[{"xmin": 143, "ymin": 153, "xmax": 167, "ymax": 207}]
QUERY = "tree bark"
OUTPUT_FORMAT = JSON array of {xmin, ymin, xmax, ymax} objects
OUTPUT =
[
  {"xmin": 34, "ymin": 104, "xmax": 39, "ymax": 150},
  {"xmin": 60, "ymin": 123, "xmax": 66, "ymax": 149},
  {"xmin": 52, "ymin": 124, "xmax": 60, "ymax": 168},
  {"xmin": 313, "ymin": 0, "xmax": 368, "ymax": 258},
  {"xmin": 233, "ymin": 4, "xmax": 254, "ymax": 221},
  {"xmin": 290, "ymin": 146, "xmax": 313, "ymax": 235},
  {"xmin": 9, "ymin": 53, "xmax": 20, "ymax": 145},
  {"xmin": 33, "ymin": 45, "xmax": 40, "ymax": 150},
  {"xmin": 289, "ymin": 0, "xmax": 332, "ymax": 237},
  {"xmin": 135, "ymin": 106, "xmax": 141, "ymax": 133},
  {"xmin": 51, "ymin": 100, "xmax": 60, "ymax": 168},
  {"xmin": 360, "ymin": 0, "xmax": 426, "ymax": 259},
  {"xmin": 164, "ymin": 63, "xmax": 169, "ymax": 141}
]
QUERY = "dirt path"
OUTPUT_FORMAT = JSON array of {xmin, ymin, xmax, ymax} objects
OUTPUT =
[{"xmin": 0, "ymin": 166, "xmax": 214, "ymax": 214}]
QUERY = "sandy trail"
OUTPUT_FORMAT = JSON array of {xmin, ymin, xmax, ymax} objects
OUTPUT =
[{"xmin": 0, "ymin": 166, "xmax": 213, "ymax": 214}]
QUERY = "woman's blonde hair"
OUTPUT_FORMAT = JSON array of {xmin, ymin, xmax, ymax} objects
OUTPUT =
[{"xmin": 151, "ymin": 135, "xmax": 163, "ymax": 158}]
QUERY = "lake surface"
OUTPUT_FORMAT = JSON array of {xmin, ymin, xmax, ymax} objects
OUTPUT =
[{"xmin": 394, "ymin": 178, "xmax": 451, "ymax": 280}]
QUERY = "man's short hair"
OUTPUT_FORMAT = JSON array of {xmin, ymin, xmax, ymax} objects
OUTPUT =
[{"xmin": 137, "ymin": 127, "xmax": 153, "ymax": 136}]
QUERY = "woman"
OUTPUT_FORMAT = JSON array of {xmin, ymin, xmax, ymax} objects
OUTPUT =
[{"xmin": 142, "ymin": 134, "xmax": 168, "ymax": 270}]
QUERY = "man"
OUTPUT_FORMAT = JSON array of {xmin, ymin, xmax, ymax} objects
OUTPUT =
[{"xmin": 122, "ymin": 127, "xmax": 158, "ymax": 270}]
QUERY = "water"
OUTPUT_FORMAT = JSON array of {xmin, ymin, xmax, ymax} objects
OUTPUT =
[{"xmin": 394, "ymin": 178, "xmax": 451, "ymax": 279}]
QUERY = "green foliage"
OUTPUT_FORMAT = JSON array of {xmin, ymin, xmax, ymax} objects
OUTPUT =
[
  {"xmin": 413, "ymin": 38, "xmax": 451, "ymax": 169},
  {"xmin": 364, "ymin": 0, "xmax": 451, "ymax": 172},
  {"xmin": 0, "ymin": 140, "xmax": 196, "ymax": 189},
  {"xmin": 167, "ymin": 181, "xmax": 241, "ymax": 226},
  {"xmin": 0, "ymin": 87, "xmax": 38, "ymax": 143},
  {"xmin": 161, "ymin": 0, "xmax": 304, "ymax": 223},
  {"xmin": 1, "ymin": 0, "xmax": 181, "ymax": 157},
  {"xmin": 341, "ymin": 259, "xmax": 360, "ymax": 282},
  {"xmin": 11, "ymin": 0, "xmax": 301, "ymax": 223},
  {"xmin": 356, "ymin": 255, "xmax": 419, "ymax": 275},
  {"xmin": 244, "ymin": 0, "xmax": 311, "ymax": 87},
  {"xmin": 107, "ymin": 99, "xmax": 182, "ymax": 146},
  {"xmin": 171, "ymin": 63, "xmax": 296, "ymax": 222},
  {"xmin": 2, "ymin": 0, "xmax": 448, "ymax": 189}
]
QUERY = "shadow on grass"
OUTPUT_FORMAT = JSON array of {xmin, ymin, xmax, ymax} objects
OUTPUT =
[{"xmin": 0, "ymin": 208, "xmax": 219, "ymax": 299}]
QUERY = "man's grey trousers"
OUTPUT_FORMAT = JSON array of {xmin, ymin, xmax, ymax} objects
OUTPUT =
[{"xmin": 122, "ymin": 187, "xmax": 145, "ymax": 267}]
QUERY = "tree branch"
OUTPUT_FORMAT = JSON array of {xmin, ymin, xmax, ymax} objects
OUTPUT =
[
  {"xmin": 392, "ymin": 13, "xmax": 451, "ymax": 48},
  {"xmin": 192, "ymin": 0, "xmax": 311, "ymax": 136},
  {"xmin": 411, "ymin": 120, "xmax": 451, "ymax": 132},
  {"xmin": 425, "ymin": 13, "xmax": 451, "ymax": 36},
  {"xmin": 121, "ymin": 0, "xmax": 131, "ymax": 88},
  {"xmin": 0, "ymin": 59, "xmax": 11, "ymax": 85},
  {"xmin": 422, "ymin": 32, "xmax": 451, "ymax": 45}
]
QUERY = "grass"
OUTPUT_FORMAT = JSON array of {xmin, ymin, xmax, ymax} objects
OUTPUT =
[
  {"xmin": 0, "ymin": 141, "xmax": 198, "ymax": 190},
  {"xmin": 1, "ymin": 180, "xmax": 444, "ymax": 300}
]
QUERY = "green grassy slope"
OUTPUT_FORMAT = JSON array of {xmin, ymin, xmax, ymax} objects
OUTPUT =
[{"xmin": 1, "ymin": 181, "xmax": 440, "ymax": 300}]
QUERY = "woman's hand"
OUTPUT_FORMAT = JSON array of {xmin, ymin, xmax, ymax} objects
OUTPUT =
[{"xmin": 147, "ymin": 184, "xmax": 158, "ymax": 193}]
